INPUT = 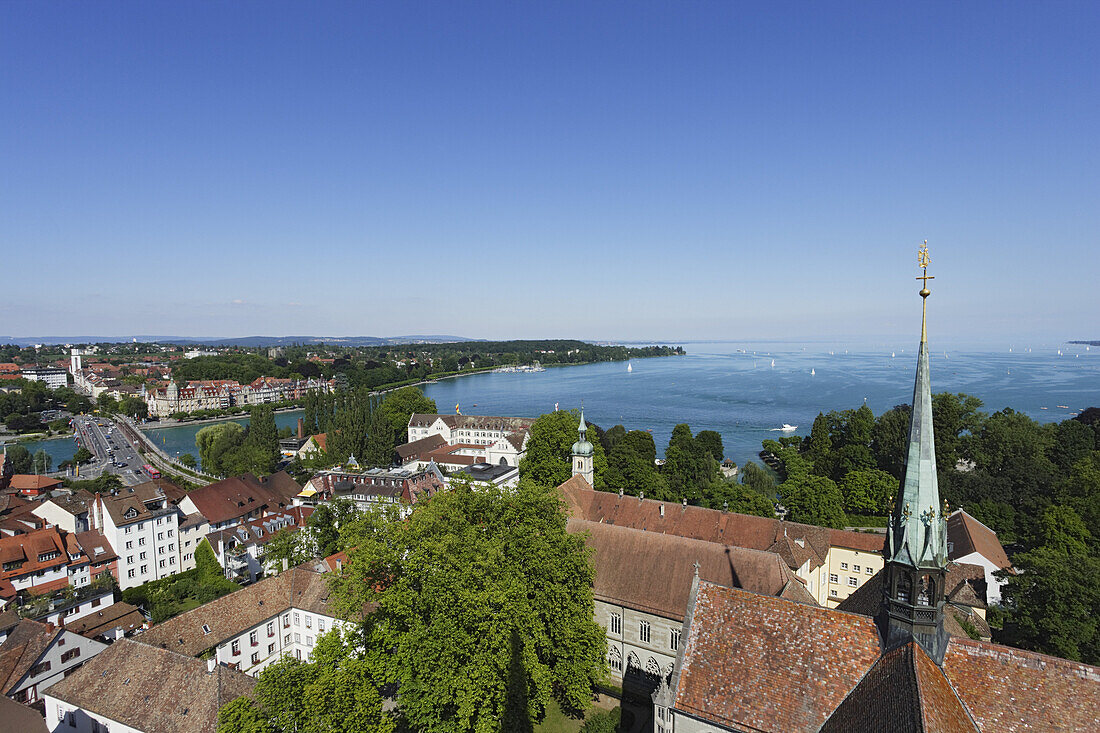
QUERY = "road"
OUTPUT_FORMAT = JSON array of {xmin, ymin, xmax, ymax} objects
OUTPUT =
[{"xmin": 72, "ymin": 415, "xmax": 147, "ymax": 486}]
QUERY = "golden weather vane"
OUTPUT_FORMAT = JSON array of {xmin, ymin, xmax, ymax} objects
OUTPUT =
[{"xmin": 916, "ymin": 240, "xmax": 934, "ymax": 342}]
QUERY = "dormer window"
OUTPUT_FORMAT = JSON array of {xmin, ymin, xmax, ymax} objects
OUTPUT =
[{"xmin": 124, "ymin": 508, "xmax": 138, "ymax": 518}]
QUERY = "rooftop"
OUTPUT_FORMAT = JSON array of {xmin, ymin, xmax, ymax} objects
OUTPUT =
[{"xmin": 44, "ymin": 639, "xmax": 255, "ymax": 733}]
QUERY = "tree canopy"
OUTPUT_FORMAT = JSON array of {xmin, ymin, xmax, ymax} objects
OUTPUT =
[
  {"xmin": 324, "ymin": 479, "xmax": 607, "ymax": 732},
  {"xmin": 519, "ymin": 410, "xmax": 608, "ymax": 490}
]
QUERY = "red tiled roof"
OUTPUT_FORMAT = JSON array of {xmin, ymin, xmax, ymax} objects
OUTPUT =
[
  {"xmin": 947, "ymin": 509, "xmax": 1012, "ymax": 571},
  {"xmin": 673, "ymin": 581, "xmax": 883, "ymax": 732},
  {"xmin": 944, "ymin": 638, "xmax": 1100, "ymax": 732},
  {"xmin": 560, "ymin": 476, "xmax": 892, "ymax": 572},
  {"xmin": 0, "ymin": 619, "xmax": 60, "ymax": 694},
  {"xmin": 183, "ymin": 475, "xmax": 284, "ymax": 524},
  {"xmin": 569, "ymin": 518, "xmax": 814, "ymax": 620},
  {"xmin": 9, "ymin": 475, "xmax": 62, "ymax": 492},
  {"xmin": 0, "ymin": 527, "xmax": 68, "ymax": 583}
]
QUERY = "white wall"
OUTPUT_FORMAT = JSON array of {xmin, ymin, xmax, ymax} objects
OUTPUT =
[
  {"xmin": 45, "ymin": 699, "xmax": 139, "ymax": 733},
  {"xmin": 9, "ymin": 630, "xmax": 107, "ymax": 704}
]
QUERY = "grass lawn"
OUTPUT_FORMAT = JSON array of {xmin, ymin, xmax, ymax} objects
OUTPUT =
[{"xmin": 535, "ymin": 698, "xmax": 620, "ymax": 733}]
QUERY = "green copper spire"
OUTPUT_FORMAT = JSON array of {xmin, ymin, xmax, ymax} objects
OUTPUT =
[
  {"xmin": 887, "ymin": 241, "xmax": 946, "ymax": 569},
  {"xmin": 571, "ymin": 407, "xmax": 594, "ymax": 457},
  {"xmin": 879, "ymin": 242, "xmax": 949, "ymax": 665}
]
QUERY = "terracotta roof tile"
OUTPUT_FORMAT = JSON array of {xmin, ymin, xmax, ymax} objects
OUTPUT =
[
  {"xmin": 44, "ymin": 639, "xmax": 255, "ymax": 733},
  {"xmin": 947, "ymin": 510, "xmax": 1012, "ymax": 571},
  {"xmin": 569, "ymin": 518, "xmax": 815, "ymax": 621},
  {"xmin": 944, "ymin": 638, "xmax": 1100, "ymax": 732},
  {"xmin": 673, "ymin": 581, "xmax": 883, "ymax": 732}
]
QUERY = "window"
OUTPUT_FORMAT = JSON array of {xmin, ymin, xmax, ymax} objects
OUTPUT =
[
  {"xmin": 170, "ymin": 556, "xmax": 176, "ymax": 565},
  {"xmin": 267, "ymin": 622, "xmax": 275, "ymax": 637},
  {"xmin": 250, "ymin": 631, "xmax": 258, "ymax": 646},
  {"xmin": 829, "ymin": 573, "xmax": 838, "ymax": 583},
  {"xmin": 305, "ymin": 616, "xmax": 311, "ymax": 629},
  {"xmin": 639, "ymin": 620, "xmax": 651, "ymax": 644},
  {"xmin": 159, "ymin": 560, "xmax": 166, "ymax": 568},
  {"xmin": 269, "ymin": 642, "xmax": 276, "ymax": 654},
  {"xmin": 167, "ymin": 529, "xmax": 174, "ymax": 537},
  {"xmin": 284, "ymin": 634, "xmax": 291, "ymax": 645},
  {"xmin": 866, "ymin": 566, "xmax": 875, "ymax": 575},
  {"xmin": 231, "ymin": 640, "xmax": 240, "ymax": 655},
  {"xmin": 127, "ymin": 569, "xmax": 135, "ymax": 578},
  {"xmin": 138, "ymin": 537, "xmax": 145, "ymax": 546},
  {"xmin": 158, "ymin": 532, "xmax": 164, "ymax": 541},
  {"xmin": 125, "ymin": 541, "xmax": 133, "ymax": 550},
  {"xmin": 294, "ymin": 633, "xmax": 301, "ymax": 643},
  {"xmin": 317, "ymin": 619, "xmax": 325, "ymax": 633},
  {"xmin": 125, "ymin": 526, "xmax": 132, "ymax": 534},
  {"xmin": 251, "ymin": 652, "xmax": 259, "ymax": 665},
  {"xmin": 139, "ymin": 552, "xmax": 146, "ymax": 560},
  {"xmin": 61, "ymin": 648, "xmax": 81, "ymax": 663},
  {"xmin": 126, "ymin": 555, "xmax": 133, "ymax": 565},
  {"xmin": 283, "ymin": 614, "xmax": 291, "ymax": 629},
  {"xmin": 853, "ymin": 564, "xmax": 860, "ymax": 573},
  {"xmin": 670, "ymin": 629, "xmax": 681, "ymax": 651},
  {"xmin": 294, "ymin": 612, "xmax": 300, "ymax": 626},
  {"xmin": 830, "ymin": 589, "xmax": 840, "ymax": 598},
  {"xmin": 609, "ymin": 613, "xmax": 622, "ymax": 635},
  {"xmin": 140, "ymin": 565, "xmax": 147, "ymax": 574},
  {"xmin": 159, "ymin": 546, "xmax": 165, "ymax": 555},
  {"xmin": 840, "ymin": 562, "xmax": 848, "ymax": 570},
  {"xmin": 307, "ymin": 636, "xmax": 314, "ymax": 647},
  {"xmin": 30, "ymin": 660, "xmax": 52, "ymax": 676},
  {"xmin": 169, "ymin": 543, "xmax": 174, "ymax": 551},
  {"xmin": 608, "ymin": 648, "xmax": 623, "ymax": 672},
  {"xmin": 202, "ymin": 624, "xmax": 211, "ymax": 635},
  {"xmin": 848, "ymin": 577, "xmax": 858, "ymax": 587}
]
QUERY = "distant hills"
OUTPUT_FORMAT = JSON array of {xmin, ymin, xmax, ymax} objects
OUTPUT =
[
  {"xmin": 0, "ymin": 335, "xmax": 480, "ymax": 347},
  {"xmin": 1068, "ymin": 340, "xmax": 1100, "ymax": 347}
]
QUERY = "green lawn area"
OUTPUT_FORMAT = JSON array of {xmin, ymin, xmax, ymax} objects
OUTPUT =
[{"xmin": 535, "ymin": 699, "xmax": 621, "ymax": 733}]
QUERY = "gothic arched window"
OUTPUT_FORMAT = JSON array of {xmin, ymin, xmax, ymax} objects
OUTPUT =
[
  {"xmin": 608, "ymin": 647, "xmax": 622, "ymax": 672},
  {"xmin": 627, "ymin": 652, "xmax": 640, "ymax": 671},
  {"xmin": 646, "ymin": 657, "xmax": 661, "ymax": 676}
]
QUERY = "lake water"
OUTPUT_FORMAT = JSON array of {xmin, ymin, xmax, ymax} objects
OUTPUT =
[{"xmin": 121, "ymin": 340, "xmax": 1097, "ymax": 472}]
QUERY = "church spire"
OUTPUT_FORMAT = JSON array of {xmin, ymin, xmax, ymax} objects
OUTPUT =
[
  {"xmin": 571, "ymin": 405, "xmax": 594, "ymax": 486},
  {"xmin": 879, "ymin": 242, "xmax": 949, "ymax": 664}
]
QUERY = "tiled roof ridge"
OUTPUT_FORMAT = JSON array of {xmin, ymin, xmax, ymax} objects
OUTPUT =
[
  {"xmin": 818, "ymin": 643, "xmax": 921, "ymax": 732},
  {"xmin": 947, "ymin": 636, "xmax": 1100, "ymax": 680},
  {"xmin": 911, "ymin": 642, "xmax": 982, "ymax": 733}
]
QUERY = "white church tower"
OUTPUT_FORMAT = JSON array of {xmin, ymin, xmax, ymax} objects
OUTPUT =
[{"xmin": 571, "ymin": 408, "xmax": 594, "ymax": 486}]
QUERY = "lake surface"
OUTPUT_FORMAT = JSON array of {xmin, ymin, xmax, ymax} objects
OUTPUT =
[{"xmin": 133, "ymin": 340, "xmax": 1098, "ymax": 472}]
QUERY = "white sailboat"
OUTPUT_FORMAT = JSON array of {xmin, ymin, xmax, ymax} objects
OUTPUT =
[
  {"xmin": 771, "ymin": 359, "xmax": 775, "ymax": 367},
  {"xmin": 891, "ymin": 352, "xmax": 895, "ymax": 358},
  {"xmin": 810, "ymin": 368, "xmax": 815, "ymax": 376},
  {"xmin": 627, "ymin": 362, "xmax": 633, "ymax": 373}
]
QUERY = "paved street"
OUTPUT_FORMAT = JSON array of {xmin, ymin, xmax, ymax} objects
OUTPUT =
[{"xmin": 72, "ymin": 414, "xmax": 147, "ymax": 486}]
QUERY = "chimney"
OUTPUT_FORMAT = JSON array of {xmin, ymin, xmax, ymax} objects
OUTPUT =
[
  {"xmin": 207, "ymin": 658, "xmax": 216, "ymax": 673},
  {"xmin": 659, "ymin": 505, "xmax": 664, "ymax": 517},
  {"xmin": 639, "ymin": 491, "xmax": 644, "ymax": 502},
  {"xmin": 297, "ymin": 418, "xmax": 304, "ymax": 440},
  {"xmin": 618, "ymin": 487, "xmax": 623, "ymax": 499},
  {"xmin": 682, "ymin": 498, "xmax": 687, "ymax": 508}
]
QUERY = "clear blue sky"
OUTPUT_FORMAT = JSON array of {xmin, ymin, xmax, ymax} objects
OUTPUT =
[{"xmin": 2, "ymin": 2, "xmax": 1097, "ymax": 342}]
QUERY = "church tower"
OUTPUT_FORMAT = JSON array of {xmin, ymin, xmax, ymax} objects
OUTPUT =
[
  {"xmin": 571, "ymin": 408, "xmax": 594, "ymax": 486},
  {"xmin": 878, "ymin": 242, "xmax": 950, "ymax": 664}
]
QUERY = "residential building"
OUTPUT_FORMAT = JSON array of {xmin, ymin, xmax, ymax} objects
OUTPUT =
[
  {"xmin": 177, "ymin": 472, "xmax": 299, "ymax": 532},
  {"xmin": 446, "ymin": 462, "xmax": 519, "ymax": 489},
  {"xmin": 43, "ymin": 639, "xmax": 255, "ymax": 733},
  {"xmin": 144, "ymin": 377, "xmax": 332, "ymax": 417},
  {"xmin": 89, "ymin": 481, "xmax": 187, "ymax": 590},
  {"xmin": 946, "ymin": 508, "xmax": 1013, "ymax": 604},
  {"xmin": 31, "ymin": 492, "xmax": 94, "ymax": 534},
  {"xmin": 557, "ymin": 475, "xmax": 884, "ymax": 608},
  {"xmin": 301, "ymin": 466, "xmax": 443, "ymax": 516},
  {"xmin": 8, "ymin": 476, "xmax": 63, "ymax": 497},
  {"xmin": 65, "ymin": 602, "xmax": 146, "ymax": 643},
  {"xmin": 138, "ymin": 567, "xmax": 351, "ymax": 676},
  {"xmin": 205, "ymin": 507, "xmax": 313, "ymax": 583},
  {"xmin": 20, "ymin": 367, "xmax": 67, "ymax": 389},
  {"xmin": 0, "ymin": 618, "xmax": 106, "ymax": 706},
  {"xmin": 0, "ymin": 528, "xmax": 71, "ymax": 596},
  {"xmin": 296, "ymin": 432, "xmax": 327, "ymax": 460},
  {"xmin": 405, "ymin": 413, "xmax": 535, "ymax": 467},
  {"xmin": 0, "ymin": 694, "xmax": 47, "ymax": 733}
]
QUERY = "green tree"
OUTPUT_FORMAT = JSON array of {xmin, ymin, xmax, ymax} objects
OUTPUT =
[
  {"xmin": 695, "ymin": 430, "xmax": 724, "ymax": 461},
  {"xmin": 363, "ymin": 406, "xmax": 395, "ymax": 468},
  {"xmin": 4, "ymin": 445, "xmax": 32, "ymax": 473},
  {"xmin": 330, "ymin": 480, "xmax": 606, "ymax": 732},
  {"xmin": 378, "ymin": 387, "xmax": 437, "ymax": 446},
  {"xmin": 806, "ymin": 413, "xmax": 832, "ymax": 472},
  {"xmin": 702, "ymin": 479, "xmax": 775, "ymax": 517},
  {"xmin": 307, "ymin": 499, "xmax": 359, "ymax": 558},
  {"xmin": 1060, "ymin": 451, "xmax": 1100, "ymax": 551},
  {"xmin": 662, "ymin": 424, "xmax": 716, "ymax": 504},
  {"xmin": 96, "ymin": 393, "xmax": 119, "ymax": 413},
  {"xmin": 263, "ymin": 528, "xmax": 309, "ymax": 574},
  {"xmin": 246, "ymin": 406, "xmax": 280, "ymax": 475},
  {"xmin": 73, "ymin": 446, "xmax": 93, "ymax": 464},
  {"xmin": 519, "ymin": 410, "xmax": 608, "ymax": 490},
  {"xmin": 839, "ymin": 469, "xmax": 896, "ymax": 515},
  {"xmin": 603, "ymin": 430, "xmax": 667, "ymax": 499},
  {"xmin": 119, "ymin": 396, "xmax": 148, "ymax": 419},
  {"xmin": 600, "ymin": 424, "xmax": 626, "ymax": 455},
  {"xmin": 740, "ymin": 461, "xmax": 777, "ymax": 499},
  {"xmin": 781, "ymin": 474, "xmax": 845, "ymax": 528},
  {"xmin": 871, "ymin": 405, "xmax": 910, "ymax": 478},
  {"xmin": 179, "ymin": 453, "xmax": 197, "ymax": 469},
  {"xmin": 196, "ymin": 421, "xmax": 246, "ymax": 475},
  {"xmin": 33, "ymin": 449, "xmax": 52, "ymax": 474},
  {"xmin": 217, "ymin": 697, "xmax": 271, "ymax": 733}
]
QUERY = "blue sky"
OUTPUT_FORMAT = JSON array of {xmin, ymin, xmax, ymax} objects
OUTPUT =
[{"xmin": 2, "ymin": 2, "xmax": 1097, "ymax": 342}]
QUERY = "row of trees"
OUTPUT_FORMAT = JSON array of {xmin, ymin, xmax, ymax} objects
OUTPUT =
[
  {"xmin": 300, "ymin": 386, "xmax": 437, "ymax": 467},
  {"xmin": 219, "ymin": 479, "xmax": 607, "ymax": 732},
  {"xmin": 519, "ymin": 411, "xmax": 775, "ymax": 517}
]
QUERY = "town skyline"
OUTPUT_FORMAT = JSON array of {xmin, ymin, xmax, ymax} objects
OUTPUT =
[{"xmin": 4, "ymin": 3, "xmax": 1098, "ymax": 341}]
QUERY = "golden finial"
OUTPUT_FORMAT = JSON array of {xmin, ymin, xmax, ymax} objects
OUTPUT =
[{"xmin": 915, "ymin": 241, "xmax": 934, "ymax": 343}]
